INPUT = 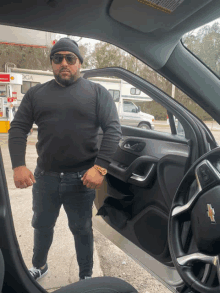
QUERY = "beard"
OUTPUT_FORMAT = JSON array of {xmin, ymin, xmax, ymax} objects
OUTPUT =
[{"xmin": 54, "ymin": 68, "xmax": 80, "ymax": 86}]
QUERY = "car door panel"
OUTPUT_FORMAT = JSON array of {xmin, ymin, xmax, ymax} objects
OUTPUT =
[
  {"xmin": 83, "ymin": 67, "xmax": 215, "ymax": 289},
  {"xmin": 82, "ymin": 67, "xmax": 214, "ymax": 162},
  {"xmin": 157, "ymin": 154, "xmax": 188, "ymax": 208},
  {"xmin": 95, "ymin": 125, "xmax": 190, "ymax": 266}
]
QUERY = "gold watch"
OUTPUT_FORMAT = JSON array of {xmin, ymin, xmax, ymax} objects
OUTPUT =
[{"xmin": 93, "ymin": 165, "xmax": 107, "ymax": 176}]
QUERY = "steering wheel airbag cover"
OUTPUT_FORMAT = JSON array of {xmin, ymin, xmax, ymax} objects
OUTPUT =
[{"xmin": 191, "ymin": 186, "xmax": 220, "ymax": 255}]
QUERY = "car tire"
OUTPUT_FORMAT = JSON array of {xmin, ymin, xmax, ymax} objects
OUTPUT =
[{"xmin": 138, "ymin": 122, "xmax": 151, "ymax": 129}]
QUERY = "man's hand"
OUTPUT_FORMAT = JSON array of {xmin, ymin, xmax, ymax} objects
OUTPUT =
[
  {"xmin": 13, "ymin": 166, "xmax": 36, "ymax": 189},
  {"xmin": 81, "ymin": 167, "xmax": 105, "ymax": 189}
]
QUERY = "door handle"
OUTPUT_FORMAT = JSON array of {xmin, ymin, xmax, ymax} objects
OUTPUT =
[
  {"xmin": 123, "ymin": 142, "xmax": 146, "ymax": 152},
  {"xmin": 124, "ymin": 143, "xmax": 131, "ymax": 149},
  {"xmin": 124, "ymin": 143, "xmax": 140, "ymax": 150},
  {"xmin": 130, "ymin": 164, "xmax": 155, "ymax": 182},
  {"xmin": 108, "ymin": 155, "xmax": 159, "ymax": 187}
]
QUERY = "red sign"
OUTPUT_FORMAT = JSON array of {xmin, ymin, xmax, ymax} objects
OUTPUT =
[
  {"xmin": 0, "ymin": 74, "xmax": 10, "ymax": 83},
  {"xmin": 0, "ymin": 112, "xmax": 3, "ymax": 117},
  {"xmin": 7, "ymin": 98, "xmax": 13, "ymax": 103},
  {"xmin": 12, "ymin": 92, "xmax": 17, "ymax": 99}
]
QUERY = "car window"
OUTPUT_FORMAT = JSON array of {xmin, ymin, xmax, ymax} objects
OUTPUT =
[
  {"xmin": 90, "ymin": 77, "xmax": 172, "ymax": 134},
  {"xmin": 181, "ymin": 18, "xmax": 220, "ymax": 144},
  {"xmin": 130, "ymin": 88, "xmax": 141, "ymax": 95},
  {"xmin": 123, "ymin": 101, "xmax": 138, "ymax": 112},
  {"xmin": 134, "ymin": 96, "xmax": 172, "ymax": 134},
  {"xmin": 169, "ymin": 85, "xmax": 219, "ymax": 143},
  {"xmin": 84, "ymin": 40, "xmax": 218, "ymax": 140},
  {"xmin": 182, "ymin": 17, "xmax": 220, "ymax": 78}
]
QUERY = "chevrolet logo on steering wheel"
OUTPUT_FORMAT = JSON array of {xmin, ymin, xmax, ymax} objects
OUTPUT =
[{"xmin": 207, "ymin": 204, "xmax": 216, "ymax": 223}]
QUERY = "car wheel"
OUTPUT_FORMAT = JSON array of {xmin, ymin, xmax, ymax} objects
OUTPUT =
[{"xmin": 138, "ymin": 123, "xmax": 151, "ymax": 130}]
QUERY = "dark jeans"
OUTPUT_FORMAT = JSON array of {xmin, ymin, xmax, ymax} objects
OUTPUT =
[{"xmin": 32, "ymin": 166, "xmax": 95, "ymax": 279}]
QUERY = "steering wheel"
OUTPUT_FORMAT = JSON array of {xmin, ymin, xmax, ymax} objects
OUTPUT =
[{"xmin": 169, "ymin": 147, "xmax": 220, "ymax": 293}]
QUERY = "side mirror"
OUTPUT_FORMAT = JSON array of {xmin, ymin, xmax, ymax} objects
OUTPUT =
[{"xmin": 137, "ymin": 106, "xmax": 141, "ymax": 113}]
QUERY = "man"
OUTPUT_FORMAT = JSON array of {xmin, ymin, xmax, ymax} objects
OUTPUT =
[{"xmin": 8, "ymin": 38, "xmax": 122, "ymax": 281}]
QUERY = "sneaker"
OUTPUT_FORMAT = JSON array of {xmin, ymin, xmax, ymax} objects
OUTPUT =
[
  {"xmin": 29, "ymin": 263, "xmax": 48, "ymax": 281},
  {"xmin": 79, "ymin": 276, "xmax": 92, "ymax": 281}
]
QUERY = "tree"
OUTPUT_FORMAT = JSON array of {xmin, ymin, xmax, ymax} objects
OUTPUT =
[
  {"xmin": 0, "ymin": 41, "xmax": 90, "ymax": 72},
  {"xmin": 89, "ymin": 42, "xmax": 125, "ymax": 69},
  {"xmin": 0, "ymin": 44, "xmax": 52, "ymax": 71},
  {"xmin": 183, "ymin": 21, "xmax": 220, "ymax": 76},
  {"xmin": 78, "ymin": 43, "xmax": 90, "ymax": 69}
]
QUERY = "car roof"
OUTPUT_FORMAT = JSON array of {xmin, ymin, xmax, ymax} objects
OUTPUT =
[{"xmin": 1, "ymin": 0, "xmax": 220, "ymax": 121}]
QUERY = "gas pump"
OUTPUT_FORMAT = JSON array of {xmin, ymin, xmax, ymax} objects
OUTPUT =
[{"xmin": 0, "ymin": 72, "xmax": 22, "ymax": 133}]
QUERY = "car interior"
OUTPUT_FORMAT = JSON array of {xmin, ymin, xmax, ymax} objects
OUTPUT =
[{"xmin": 0, "ymin": 0, "xmax": 220, "ymax": 293}]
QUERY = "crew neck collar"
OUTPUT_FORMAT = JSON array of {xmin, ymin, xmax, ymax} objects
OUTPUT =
[{"xmin": 54, "ymin": 76, "xmax": 82, "ymax": 88}]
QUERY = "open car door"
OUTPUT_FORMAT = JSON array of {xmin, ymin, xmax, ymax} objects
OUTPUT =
[{"xmin": 81, "ymin": 67, "xmax": 218, "ymax": 292}]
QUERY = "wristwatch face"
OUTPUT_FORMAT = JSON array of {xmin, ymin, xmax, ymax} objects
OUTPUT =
[
  {"xmin": 100, "ymin": 168, "xmax": 107, "ymax": 175},
  {"xmin": 95, "ymin": 165, "xmax": 107, "ymax": 175},
  {"xmin": 98, "ymin": 167, "xmax": 107, "ymax": 175}
]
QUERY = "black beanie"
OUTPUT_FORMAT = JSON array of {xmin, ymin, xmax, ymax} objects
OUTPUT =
[{"xmin": 50, "ymin": 38, "xmax": 83, "ymax": 64}]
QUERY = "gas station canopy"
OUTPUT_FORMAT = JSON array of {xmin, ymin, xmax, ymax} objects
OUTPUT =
[{"xmin": 0, "ymin": 25, "xmax": 56, "ymax": 47}]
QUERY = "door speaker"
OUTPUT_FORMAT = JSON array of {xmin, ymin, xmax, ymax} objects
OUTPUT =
[{"xmin": 134, "ymin": 206, "xmax": 168, "ymax": 256}]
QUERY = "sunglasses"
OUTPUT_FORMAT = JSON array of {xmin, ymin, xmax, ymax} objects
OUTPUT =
[{"xmin": 51, "ymin": 54, "xmax": 78, "ymax": 65}]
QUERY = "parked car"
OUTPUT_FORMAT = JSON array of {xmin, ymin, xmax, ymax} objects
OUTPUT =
[
  {"xmin": 119, "ymin": 100, "xmax": 155, "ymax": 129},
  {"xmin": 0, "ymin": 1, "xmax": 220, "ymax": 293}
]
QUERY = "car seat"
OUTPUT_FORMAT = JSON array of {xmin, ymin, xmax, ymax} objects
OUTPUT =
[
  {"xmin": 54, "ymin": 276, "xmax": 138, "ymax": 293},
  {"xmin": 0, "ymin": 247, "xmax": 137, "ymax": 293}
]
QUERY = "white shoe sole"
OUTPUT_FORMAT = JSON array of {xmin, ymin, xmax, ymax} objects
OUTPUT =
[{"xmin": 36, "ymin": 269, "xmax": 48, "ymax": 281}]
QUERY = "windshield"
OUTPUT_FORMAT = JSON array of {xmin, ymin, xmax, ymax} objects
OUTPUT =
[
  {"xmin": 123, "ymin": 101, "xmax": 137, "ymax": 112},
  {"xmin": 1, "ymin": 23, "xmax": 220, "ymax": 293},
  {"xmin": 182, "ymin": 17, "xmax": 220, "ymax": 77}
]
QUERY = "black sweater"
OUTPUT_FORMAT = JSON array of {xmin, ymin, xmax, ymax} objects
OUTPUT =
[{"xmin": 8, "ymin": 77, "xmax": 122, "ymax": 172}]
